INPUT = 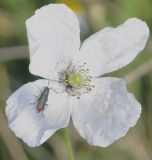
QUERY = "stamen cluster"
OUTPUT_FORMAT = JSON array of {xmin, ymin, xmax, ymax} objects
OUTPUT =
[{"xmin": 63, "ymin": 62, "xmax": 94, "ymax": 99}]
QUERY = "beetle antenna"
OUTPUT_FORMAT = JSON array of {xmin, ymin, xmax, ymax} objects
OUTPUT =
[
  {"xmin": 49, "ymin": 87, "xmax": 59, "ymax": 94},
  {"xmin": 46, "ymin": 78, "xmax": 64, "ymax": 83}
]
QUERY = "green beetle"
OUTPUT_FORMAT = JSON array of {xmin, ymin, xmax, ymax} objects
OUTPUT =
[{"xmin": 37, "ymin": 86, "xmax": 50, "ymax": 113}]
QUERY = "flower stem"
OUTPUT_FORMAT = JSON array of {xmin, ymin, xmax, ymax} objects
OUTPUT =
[{"xmin": 63, "ymin": 128, "xmax": 75, "ymax": 160}]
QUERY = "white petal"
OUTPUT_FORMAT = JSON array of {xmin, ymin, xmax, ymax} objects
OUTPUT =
[
  {"xmin": 5, "ymin": 80, "xmax": 71, "ymax": 147},
  {"xmin": 71, "ymin": 77, "xmax": 141, "ymax": 147},
  {"xmin": 79, "ymin": 18, "xmax": 149, "ymax": 77},
  {"xmin": 26, "ymin": 4, "xmax": 80, "ymax": 79}
]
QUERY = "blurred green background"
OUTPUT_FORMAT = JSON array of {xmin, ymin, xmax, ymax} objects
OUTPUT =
[{"xmin": 0, "ymin": 0, "xmax": 152, "ymax": 160}]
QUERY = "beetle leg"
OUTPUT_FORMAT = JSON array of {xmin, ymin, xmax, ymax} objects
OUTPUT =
[
  {"xmin": 34, "ymin": 95, "xmax": 40, "ymax": 98},
  {"xmin": 30, "ymin": 96, "xmax": 40, "ymax": 105},
  {"xmin": 36, "ymin": 85, "xmax": 44, "ymax": 94},
  {"xmin": 29, "ymin": 99, "xmax": 38, "ymax": 105}
]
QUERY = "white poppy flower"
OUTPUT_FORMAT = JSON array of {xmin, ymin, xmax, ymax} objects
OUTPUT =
[{"xmin": 6, "ymin": 4, "xmax": 149, "ymax": 147}]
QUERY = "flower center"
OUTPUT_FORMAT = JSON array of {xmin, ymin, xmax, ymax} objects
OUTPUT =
[
  {"xmin": 63, "ymin": 62, "xmax": 94, "ymax": 99},
  {"xmin": 69, "ymin": 72, "xmax": 83, "ymax": 88}
]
